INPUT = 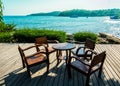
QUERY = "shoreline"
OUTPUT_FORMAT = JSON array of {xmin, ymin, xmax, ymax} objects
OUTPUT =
[
  {"xmin": 98, "ymin": 33, "xmax": 120, "ymax": 44},
  {"xmin": 3, "ymin": 16, "xmax": 120, "ymax": 38},
  {"xmin": 67, "ymin": 32, "xmax": 120, "ymax": 44}
]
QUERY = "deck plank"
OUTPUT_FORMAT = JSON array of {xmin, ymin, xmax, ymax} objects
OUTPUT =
[
  {"xmin": 0, "ymin": 43, "xmax": 120, "ymax": 86},
  {"xmin": 95, "ymin": 44, "xmax": 120, "ymax": 86}
]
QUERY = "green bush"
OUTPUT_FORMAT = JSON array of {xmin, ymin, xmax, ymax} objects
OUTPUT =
[
  {"xmin": 0, "ymin": 32, "xmax": 14, "ymax": 42},
  {"xmin": 73, "ymin": 32, "xmax": 98, "ymax": 42},
  {"xmin": 13, "ymin": 29, "xmax": 66, "ymax": 43},
  {"xmin": 0, "ymin": 22, "xmax": 16, "ymax": 32}
]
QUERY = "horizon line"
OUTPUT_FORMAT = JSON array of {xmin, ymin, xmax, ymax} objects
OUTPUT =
[{"xmin": 3, "ymin": 8, "xmax": 120, "ymax": 16}]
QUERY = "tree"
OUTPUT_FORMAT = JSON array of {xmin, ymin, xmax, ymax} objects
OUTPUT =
[{"xmin": 0, "ymin": 0, "xmax": 3, "ymax": 22}]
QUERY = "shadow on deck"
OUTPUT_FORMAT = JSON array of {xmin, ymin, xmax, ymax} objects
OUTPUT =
[{"xmin": 0, "ymin": 43, "xmax": 120, "ymax": 86}]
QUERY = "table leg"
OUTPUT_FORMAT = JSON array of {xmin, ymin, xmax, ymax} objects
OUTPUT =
[
  {"xmin": 66, "ymin": 49, "xmax": 72, "ymax": 65},
  {"xmin": 66, "ymin": 50, "xmax": 68, "ymax": 64},
  {"xmin": 56, "ymin": 49, "xmax": 72, "ymax": 66},
  {"xmin": 56, "ymin": 50, "xmax": 62, "ymax": 66},
  {"xmin": 68, "ymin": 50, "xmax": 71, "ymax": 64}
]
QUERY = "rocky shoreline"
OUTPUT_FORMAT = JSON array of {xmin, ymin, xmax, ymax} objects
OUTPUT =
[
  {"xmin": 67, "ymin": 33, "xmax": 120, "ymax": 44},
  {"xmin": 98, "ymin": 33, "xmax": 120, "ymax": 44}
]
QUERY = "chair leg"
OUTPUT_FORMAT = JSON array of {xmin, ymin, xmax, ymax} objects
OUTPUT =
[
  {"xmin": 98, "ymin": 68, "xmax": 102, "ymax": 78},
  {"xmin": 36, "ymin": 46, "xmax": 40, "ymax": 52},
  {"xmin": 46, "ymin": 60, "xmax": 49, "ymax": 73},
  {"xmin": 47, "ymin": 64, "xmax": 49, "ymax": 73},
  {"xmin": 67, "ymin": 66, "xmax": 71, "ymax": 78},
  {"xmin": 86, "ymin": 75, "xmax": 90, "ymax": 86},
  {"xmin": 22, "ymin": 62, "xmax": 25, "ymax": 68},
  {"xmin": 21, "ymin": 58, "xmax": 25, "ymax": 68},
  {"xmin": 27, "ymin": 67, "xmax": 31, "ymax": 77}
]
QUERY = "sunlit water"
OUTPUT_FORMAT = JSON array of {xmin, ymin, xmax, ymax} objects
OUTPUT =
[{"xmin": 3, "ymin": 16, "xmax": 120, "ymax": 37}]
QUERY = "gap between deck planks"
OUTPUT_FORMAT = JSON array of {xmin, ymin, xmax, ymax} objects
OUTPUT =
[{"xmin": 0, "ymin": 43, "xmax": 120, "ymax": 86}]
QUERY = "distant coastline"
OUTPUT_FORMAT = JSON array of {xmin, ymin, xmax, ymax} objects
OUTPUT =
[{"xmin": 28, "ymin": 9, "xmax": 120, "ymax": 18}]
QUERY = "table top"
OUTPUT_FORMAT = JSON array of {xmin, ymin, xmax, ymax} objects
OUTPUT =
[{"xmin": 52, "ymin": 43, "xmax": 76, "ymax": 50}]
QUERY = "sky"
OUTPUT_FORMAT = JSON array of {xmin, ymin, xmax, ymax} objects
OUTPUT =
[{"xmin": 2, "ymin": 0, "xmax": 120, "ymax": 15}]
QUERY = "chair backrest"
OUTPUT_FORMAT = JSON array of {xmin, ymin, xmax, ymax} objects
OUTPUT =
[
  {"xmin": 18, "ymin": 45, "xmax": 26, "ymax": 67},
  {"xmin": 35, "ymin": 37, "xmax": 48, "ymax": 47},
  {"xmin": 91, "ymin": 51, "xmax": 106, "ymax": 68},
  {"xmin": 85, "ymin": 38, "xmax": 95, "ymax": 50},
  {"xmin": 18, "ymin": 46, "xmax": 25, "ymax": 59}
]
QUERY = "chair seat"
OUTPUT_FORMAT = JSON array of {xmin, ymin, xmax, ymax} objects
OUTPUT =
[
  {"xmin": 27, "ymin": 54, "xmax": 46, "ymax": 65},
  {"xmin": 70, "ymin": 60, "xmax": 100, "ymax": 74},
  {"xmin": 71, "ymin": 60, "xmax": 89, "ymax": 73}
]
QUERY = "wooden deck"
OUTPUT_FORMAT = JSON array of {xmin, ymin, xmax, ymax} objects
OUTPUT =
[{"xmin": 0, "ymin": 43, "xmax": 120, "ymax": 86}]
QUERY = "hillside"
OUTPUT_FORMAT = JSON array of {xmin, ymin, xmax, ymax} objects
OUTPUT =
[
  {"xmin": 28, "ymin": 11, "xmax": 61, "ymax": 16},
  {"xmin": 28, "ymin": 9, "xmax": 120, "ymax": 17}
]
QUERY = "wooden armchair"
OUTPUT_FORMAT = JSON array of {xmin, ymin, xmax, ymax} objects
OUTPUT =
[
  {"xmin": 68, "ymin": 50, "xmax": 106, "ymax": 86},
  {"xmin": 18, "ymin": 45, "xmax": 49, "ymax": 77},
  {"xmin": 35, "ymin": 36, "xmax": 59, "ymax": 54},
  {"xmin": 72, "ymin": 38, "xmax": 95, "ymax": 60}
]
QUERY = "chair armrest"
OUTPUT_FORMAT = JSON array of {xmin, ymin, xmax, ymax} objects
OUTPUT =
[
  {"xmin": 71, "ymin": 56, "xmax": 91, "ymax": 66},
  {"xmin": 22, "ymin": 45, "xmax": 36, "ymax": 51},
  {"xmin": 84, "ymin": 49, "xmax": 98, "ymax": 61},
  {"xmin": 76, "ymin": 46, "xmax": 85, "ymax": 55},
  {"xmin": 25, "ymin": 51, "xmax": 46, "ymax": 58},
  {"xmin": 35, "ymin": 43, "xmax": 49, "ymax": 52},
  {"xmin": 36, "ymin": 44, "xmax": 48, "ymax": 51},
  {"xmin": 85, "ymin": 49, "xmax": 98, "ymax": 56},
  {"xmin": 25, "ymin": 45, "xmax": 48, "ymax": 58}
]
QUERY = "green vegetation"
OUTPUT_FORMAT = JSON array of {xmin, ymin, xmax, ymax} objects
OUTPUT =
[
  {"xmin": 0, "ymin": 22, "xmax": 16, "ymax": 32},
  {"xmin": 0, "ymin": 0, "xmax": 15, "ymax": 43},
  {"xmin": 13, "ymin": 29, "xmax": 66, "ymax": 43},
  {"xmin": 28, "ymin": 9, "xmax": 120, "ymax": 17},
  {"xmin": 73, "ymin": 32, "xmax": 98, "ymax": 42},
  {"xmin": 0, "ymin": 27, "xmax": 99, "ymax": 43},
  {"xmin": 28, "ymin": 11, "xmax": 61, "ymax": 16},
  {"xmin": 0, "ymin": 32, "xmax": 14, "ymax": 42},
  {"xmin": 0, "ymin": 22, "xmax": 16, "ymax": 43},
  {"xmin": 0, "ymin": 0, "xmax": 3, "ymax": 22},
  {"xmin": 59, "ymin": 9, "xmax": 120, "ymax": 17}
]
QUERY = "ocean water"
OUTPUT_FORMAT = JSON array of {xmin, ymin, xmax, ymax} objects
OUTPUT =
[{"xmin": 3, "ymin": 16, "xmax": 120, "ymax": 37}]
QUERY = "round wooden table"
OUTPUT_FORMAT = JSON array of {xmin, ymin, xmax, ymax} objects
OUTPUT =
[{"xmin": 52, "ymin": 43, "xmax": 76, "ymax": 66}]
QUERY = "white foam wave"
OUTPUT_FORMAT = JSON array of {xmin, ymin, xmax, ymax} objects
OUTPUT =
[
  {"xmin": 104, "ymin": 19, "xmax": 120, "ymax": 24},
  {"xmin": 110, "ymin": 27, "xmax": 120, "ymax": 37}
]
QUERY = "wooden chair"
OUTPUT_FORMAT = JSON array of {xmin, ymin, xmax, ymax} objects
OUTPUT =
[
  {"xmin": 35, "ymin": 37, "xmax": 61, "ymax": 63},
  {"xmin": 72, "ymin": 38, "xmax": 95, "ymax": 60},
  {"xmin": 35, "ymin": 36, "xmax": 59, "ymax": 54},
  {"xmin": 18, "ymin": 45, "xmax": 49, "ymax": 77},
  {"xmin": 68, "ymin": 50, "xmax": 106, "ymax": 86}
]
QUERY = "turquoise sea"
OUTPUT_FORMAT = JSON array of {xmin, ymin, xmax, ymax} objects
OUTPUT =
[{"xmin": 3, "ymin": 16, "xmax": 120, "ymax": 37}]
